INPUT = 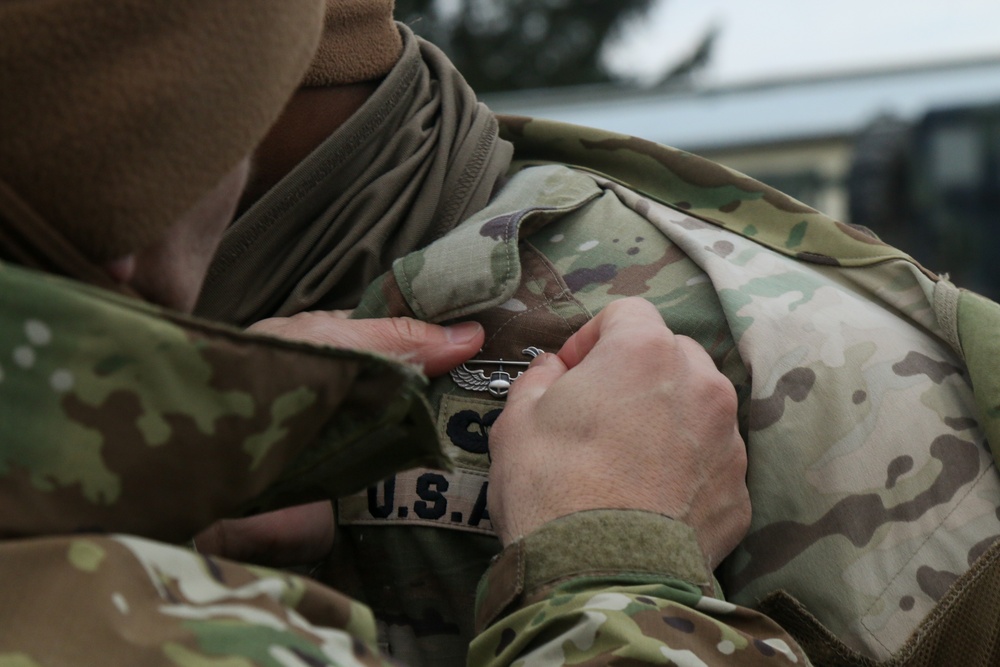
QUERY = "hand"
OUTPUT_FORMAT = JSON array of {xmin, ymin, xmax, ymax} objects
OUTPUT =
[
  {"xmin": 487, "ymin": 297, "xmax": 750, "ymax": 570},
  {"xmin": 195, "ymin": 501, "xmax": 335, "ymax": 566},
  {"xmin": 247, "ymin": 311, "xmax": 484, "ymax": 376},
  {"xmin": 196, "ymin": 313, "xmax": 485, "ymax": 565}
]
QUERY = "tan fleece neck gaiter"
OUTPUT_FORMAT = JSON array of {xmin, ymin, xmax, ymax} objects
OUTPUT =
[{"xmin": 197, "ymin": 25, "xmax": 513, "ymax": 325}]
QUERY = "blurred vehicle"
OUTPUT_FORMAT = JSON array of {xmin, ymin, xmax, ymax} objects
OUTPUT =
[{"xmin": 846, "ymin": 103, "xmax": 1000, "ymax": 298}]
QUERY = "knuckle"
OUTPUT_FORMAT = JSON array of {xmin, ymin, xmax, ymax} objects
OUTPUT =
[
  {"xmin": 612, "ymin": 295, "xmax": 655, "ymax": 314},
  {"xmin": 387, "ymin": 317, "xmax": 429, "ymax": 344},
  {"xmin": 732, "ymin": 436, "xmax": 749, "ymax": 474},
  {"xmin": 727, "ymin": 447, "xmax": 749, "ymax": 493},
  {"xmin": 620, "ymin": 326, "xmax": 671, "ymax": 358},
  {"xmin": 700, "ymin": 370, "xmax": 738, "ymax": 417},
  {"xmin": 602, "ymin": 298, "xmax": 630, "ymax": 316},
  {"xmin": 707, "ymin": 369, "xmax": 737, "ymax": 401},
  {"xmin": 603, "ymin": 296, "xmax": 658, "ymax": 324},
  {"xmin": 674, "ymin": 334, "xmax": 717, "ymax": 368},
  {"xmin": 735, "ymin": 490, "xmax": 752, "ymax": 533}
]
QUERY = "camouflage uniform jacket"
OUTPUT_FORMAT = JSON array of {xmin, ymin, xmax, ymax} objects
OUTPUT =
[
  {"xmin": 334, "ymin": 117, "xmax": 1000, "ymax": 666},
  {"xmin": 0, "ymin": 260, "xmax": 808, "ymax": 665},
  {"xmin": 0, "ymin": 258, "xmax": 432, "ymax": 663}
]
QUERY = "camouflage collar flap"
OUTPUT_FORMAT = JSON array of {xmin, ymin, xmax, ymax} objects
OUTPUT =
[{"xmin": 389, "ymin": 164, "xmax": 603, "ymax": 323}]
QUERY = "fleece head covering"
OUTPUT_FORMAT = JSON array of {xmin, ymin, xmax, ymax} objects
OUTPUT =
[
  {"xmin": 302, "ymin": 0, "xmax": 402, "ymax": 87},
  {"xmin": 0, "ymin": 0, "xmax": 324, "ymax": 262}
]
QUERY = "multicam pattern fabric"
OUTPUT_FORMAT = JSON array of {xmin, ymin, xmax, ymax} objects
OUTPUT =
[
  {"xmin": 470, "ymin": 510, "xmax": 810, "ymax": 667},
  {"xmin": 0, "ymin": 534, "xmax": 389, "ymax": 666},
  {"xmin": 0, "ymin": 260, "xmax": 446, "ymax": 543},
  {"xmin": 0, "ymin": 259, "xmax": 447, "ymax": 663},
  {"xmin": 10, "ymin": 113, "xmax": 1000, "ymax": 664},
  {"xmin": 0, "ymin": 258, "xmax": 808, "ymax": 665},
  {"xmin": 338, "ymin": 117, "xmax": 1000, "ymax": 665},
  {"xmin": 0, "ymin": 525, "xmax": 810, "ymax": 666},
  {"xmin": 475, "ymin": 586, "xmax": 805, "ymax": 667}
]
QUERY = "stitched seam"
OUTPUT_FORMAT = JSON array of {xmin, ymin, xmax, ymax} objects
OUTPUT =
[
  {"xmin": 935, "ymin": 280, "xmax": 963, "ymax": 356},
  {"xmin": 431, "ymin": 116, "xmax": 500, "ymax": 239},
  {"xmin": 431, "ymin": 211, "xmax": 522, "ymax": 322},
  {"xmin": 395, "ymin": 259, "xmax": 425, "ymax": 320},
  {"xmin": 483, "ymin": 242, "xmax": 590, "ymax": 348},
  {"xmin": 478, "ymin": 543, "xmax": 525, "ymax": 632},
  {"xmin": 584, "ymin": 169, "xmax": 916, "ymax": 266},
  {"xmin": 530, "ymin": 570, "xmax": 712, "ymax": 592},
  {"xmin": 861, "ymin": 459, "xmax": 992, "ymax": 616},
  {"xmin": 859, "ymin": 458, "xmax": 996, "ymax": 649},
  {"xmin": 482, "ymin": 300, "xmax": 551, "ymax": 349},
  {"xmin": 209, "ymin": 56, "xmax": 423, "ymax": 277},
  {"xmin": 531, "ymin": 239, "xmax": 596, "ymax": 324},
  {"xmin": 889, "ymin": 534, "xmax": 1000, "ymax": 665}
]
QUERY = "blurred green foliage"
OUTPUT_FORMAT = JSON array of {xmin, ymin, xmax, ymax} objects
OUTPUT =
[{"xmin": 395, "ymin": 0, "xmax": 656, "ymax": 93}]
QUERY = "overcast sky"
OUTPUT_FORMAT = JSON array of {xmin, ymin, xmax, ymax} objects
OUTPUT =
[{"xmin": 605, "ymin": 0, "xmax": 1000, "ymax": 86}]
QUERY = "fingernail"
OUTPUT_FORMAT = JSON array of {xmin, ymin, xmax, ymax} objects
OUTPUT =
[
  {"xmin": 445, "ymin": 321, "xmax": 482, "ymax": 344},
  {"xmin": 529, "ymin": 352, "xmax": 551, "ymax": 368}
]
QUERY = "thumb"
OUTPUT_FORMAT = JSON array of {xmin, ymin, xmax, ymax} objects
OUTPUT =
[
  {"xmin": 361, "ymin": 318, "xmax": 486, "ymax": 376},
  {"xmin": 504, "ymin": 352, "xmax": 567, "ymax": 405},
  {"xmin": 247, "ymin": 313, "xmax": 484, "ymax": 377}
]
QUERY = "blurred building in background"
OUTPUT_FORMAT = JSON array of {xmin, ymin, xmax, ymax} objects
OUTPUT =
[{"xmin": 483, "ymin": 56, "xmax": 1000, "ymax": 297}]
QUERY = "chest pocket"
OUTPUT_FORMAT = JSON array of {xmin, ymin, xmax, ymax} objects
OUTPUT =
[
  {"xmin": 341, "ymin": 244, "xmax": 592, "ymax": 535},
  {"xmin": 341, "ymin": 167, "xmax": 598, "ymax": 535}
]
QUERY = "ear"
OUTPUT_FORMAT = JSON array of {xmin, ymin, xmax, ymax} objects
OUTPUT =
[{"xmin": 103, "ymin": 254, "xmax": 136, "ymax": 283}]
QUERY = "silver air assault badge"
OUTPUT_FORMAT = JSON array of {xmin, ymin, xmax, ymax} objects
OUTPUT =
[{"xmin": 450, "ymin": 347, "xmax": 544, "ymax": 398}]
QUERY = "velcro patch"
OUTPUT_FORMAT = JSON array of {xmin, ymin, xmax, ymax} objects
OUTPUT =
[
  {"xmin": 337, "ymin": 394, "xmax": 503, "ymax": 535},
  {"xmin": 337, "ymin": 467, "xmax": 494, "ymax": 535}
]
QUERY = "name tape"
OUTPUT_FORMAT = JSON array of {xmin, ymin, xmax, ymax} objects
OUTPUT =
[{"xmin": 338, "ymin": 467, "xmax": 494, "ymax": 536}]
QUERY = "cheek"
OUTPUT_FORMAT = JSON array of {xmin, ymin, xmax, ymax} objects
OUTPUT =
[
  {"xmin": 129, "ymin": 239, "xmax": 200, "ymax": 312},
  {"xmin": 130, "ymin": 159, "xmax": 250, "ymax": 311},
  {"xmin": 128, "ymin": 203, "xmax": 232, "ymax": 311},
  {"xmin": 185, "ymin": 170, "xmax": 249, "ymax": 263},
  {"xmin": 183, "ymin": 215, "xmax": 229, "ymax": 276}
]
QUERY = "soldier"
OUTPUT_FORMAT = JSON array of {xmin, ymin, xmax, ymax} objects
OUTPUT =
[
  {"xmin": 0, "ymin": 1, "xmax": 797, "ymax": 665},
  {"xmin": 196, "ymin": 1, "xmax": 1000, "ymax": 665}
]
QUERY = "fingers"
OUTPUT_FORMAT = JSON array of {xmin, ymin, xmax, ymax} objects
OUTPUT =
[
  {"xmin": 701, "ymin": 431, "xmax": 752, "ymax": 565},
  {"xmin": 367, "ymin": 317, "xmax": 485, "ymax": 376},
  {"xmin": 194, "ymin": 501, "xmax": 335, "ymax": 566},
  {"xmin": 557, "ymin": 297, "xmax": 670, "ymax": 369},
  {"xmin": 486, "ymin": 295, "xmax": 750, "ymax": 564},
  {"xmin": 504, "ymin": 352, "xmax": 568, "ymax": 405},
  {"xmin": 248, "ymin": 313, "xmax": 485, "ymax": 377}
]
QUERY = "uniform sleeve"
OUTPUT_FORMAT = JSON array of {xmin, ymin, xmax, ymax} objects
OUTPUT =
[
  {"xmin": 468, "ymin": 510, "xmax": 812, "ymax": 666},
  {"xmin": 0, "ymin": 264, "xmax": 446, "ymax": 544},
  {"xmin": 0, "ymin": 515, "xmax": 809, "ymax": 666},
  {"xmin": 0, "ymin": 534, "xmax": 394, "ymax": 666}
]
